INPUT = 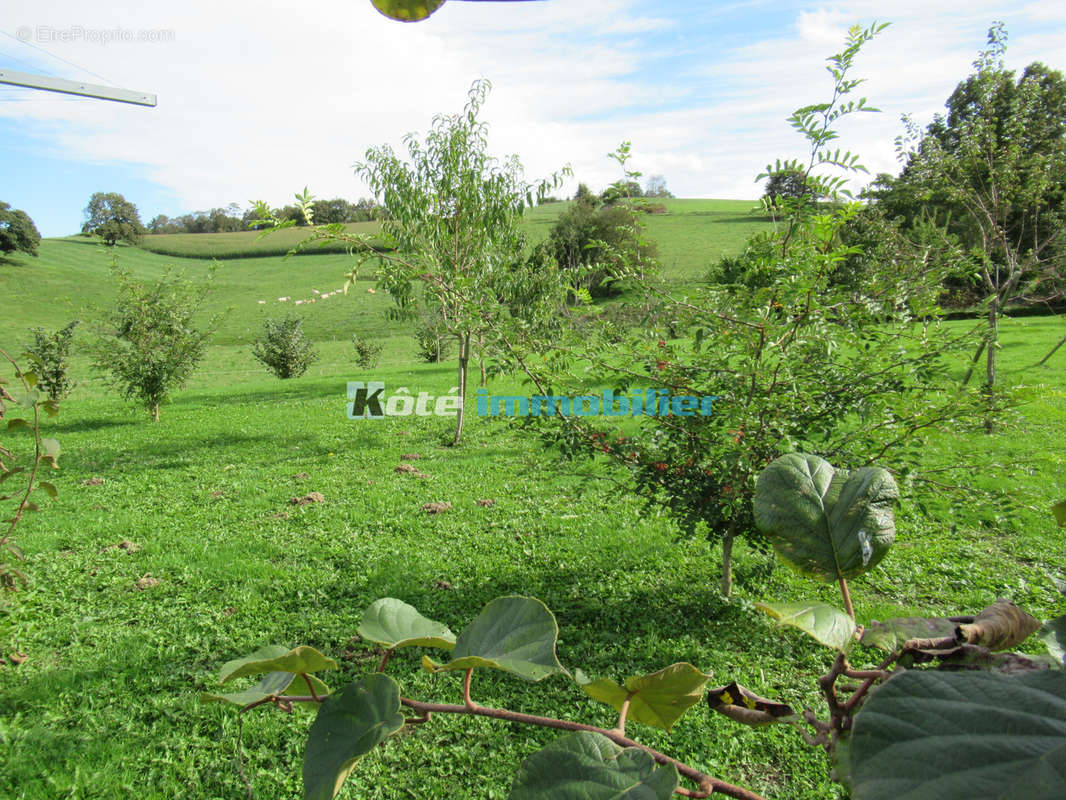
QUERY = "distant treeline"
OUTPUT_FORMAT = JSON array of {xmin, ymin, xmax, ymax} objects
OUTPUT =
[{"xmin": 147, "ymin": 197, "xmax": 385, "ymax": 235}]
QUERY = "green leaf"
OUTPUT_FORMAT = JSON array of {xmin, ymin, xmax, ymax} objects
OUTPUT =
[
  {"xmin": 36, "ymin": 481, "xmax": 58, "ymax": 499},
  {"xmin": 849, "ymin": 670, "xmax": 1066, "ymax": 800},
  {"xmin": 41, "ymin": 438, "xmax": 60, "ymax": 467},
  {"xmin": 370, "ymin": 0, "xmax": 445, "ymax": 22},
  {"xmin": 357, "ymin": 598, "xmax": 456, "ymax": 650},
  {"xmin": 860, "ymin": 616, "xmax": 957, "ymax": 651},
  {"xmin": 5, "ymin": 418, "xmax": 30, "ymax": 431},
  {"xmin": 754, "ymin": 453, "xmax": 898, "ymax": 582},
  {"xmin": 303, "ymin": 673, "xmax": 405, "ymax": 800},
  {"xmin": 219, "ymin": 644, "xmax": 337, "ymax": 683},
  {"xmin": 509, "ymin": 731, "xmax": 678, "ymax": 800},
  {"xmin": 423, "ymin": 596, "xmax": 567, "ymax": 682},
  {"xmin": 757, "ymin": 601, "xmax": 856, "ymax": 651},
  {"xmin": 1040, "ymin": 614, "xmax": 1066, "ymax": 667},
  {"xmin": 202, "ymin": 671, "xmax": 330, "ymax": 708},
  {"xmin": 576, "ymin": 663, "xmax": 711, "ymax": 732},
  {"xmin": 1053, "ymin": 501, "xmax": 1066, "ymax": 528}
]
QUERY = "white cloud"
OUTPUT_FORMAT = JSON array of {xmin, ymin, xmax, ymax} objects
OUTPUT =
[{"xmin": 1, "ymin": 0, "xmax": 1064, "ymax": 217}]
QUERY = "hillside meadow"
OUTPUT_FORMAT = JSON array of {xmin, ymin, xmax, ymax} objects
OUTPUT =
[{"xmin": 0, "ymin": 201, "xmax": 1064, "ymax": 799}]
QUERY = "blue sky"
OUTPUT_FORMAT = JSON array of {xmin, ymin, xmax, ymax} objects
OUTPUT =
[{"xmin": 2, "ymin": 1, "xmax": 1065, "ymax": 237}]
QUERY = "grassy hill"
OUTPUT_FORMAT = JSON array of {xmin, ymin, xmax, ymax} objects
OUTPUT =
[{"xmin": 0, "ymin": 199, "xmax": 772, "ymax": 358}]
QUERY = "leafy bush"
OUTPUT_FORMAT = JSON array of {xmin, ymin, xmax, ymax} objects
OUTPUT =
[
  {"xmin": 352, "ymin": 334, "xmax": 382, "ymax": 369},
  {"xmin": 0, "ymin": 202, "xmax": 41, "ymax": 258},
  {"xmin": 92, "ymin": 265, "xmax": 216, "ymax": 420},
  {"xmin": 24, "ymin": 320, "xmax": 79, "ymax": 402},
  {"xmin": 413, "ymin": 316, "xmax": 452, "ymax": 363},
  {"xmin": 0, "ymin": 349, "xmax": 60, "ymax": 591},
  {"xmin": 545, "ymin": 200, "xmax": 653, "ymax": 298},
  {"xmin": 251, "ymin": 315, "xmax": 318, "ymax": 379}
]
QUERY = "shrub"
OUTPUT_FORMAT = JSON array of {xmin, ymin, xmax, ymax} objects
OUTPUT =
[
  {"xmin": 414, "ymin": 317, "xmax": 452, "ymax": 363},
  {"xmin": 25, "ymin": 320, "xmax": 79, "ymax": 402},
  {"xmin": 251, "ymin": 315, "xmax": 318, "ymax": 379},
  {"xmin": 352, "ymin": 334, "xmax": 382, "ymax": 369},
  {"xmin": 92, "ymin": 266, "xmax": 216, "ymax": 421}
]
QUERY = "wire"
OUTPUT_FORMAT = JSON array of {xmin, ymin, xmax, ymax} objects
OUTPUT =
[{"xmin": 0, "ymin": 30, "xmax": 118, "ymax": 86}]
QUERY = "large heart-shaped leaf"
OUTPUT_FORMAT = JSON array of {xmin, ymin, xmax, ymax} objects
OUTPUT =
[
  {"xmin": 860, "ymin": 616, "xmax": 957, "ymax": 651},
  {"xmin": 849, "ymin": 670, "xmax": 1066, "ymax": 800},
  {"xmin": 303, "ymin": 673, "xmax": 405, "ymax": 800},
  {"xmin": 220, "ymin": 644, "xmax": 337, "ymax": 683},
  {"xmin": 509, "ymin": 731, "xmax": 678, "ymax": 800},
  {"xmin": 757, "ymin": 601, "xmax": 856, "ymax": 651},
  {"xmin": 576, "ymin": 663, "xmax": 712, "ymax": 732},
  {"xmin": 371, "ymin": 0, "xmax": 446, "ymax": 22},
  {"xmin": 357, "ymin": 598, "xmax": 456, "ymax": 650},
  {"xmin": 754, "ymin": 453, "xmax": 898, "ymax": 582},
  {"xmin": 423, "ymin": 596, "xmax": 567, "ymax": 682},
  {"xmin": 201, "ymin": 671, "xmax": 329, "ymax": 709}
]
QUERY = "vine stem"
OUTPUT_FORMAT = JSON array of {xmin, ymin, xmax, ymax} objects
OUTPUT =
[
  {"xmin": 838, "ymin": 577, "xmax": 855, "ymax": 620},
  {"xmin": 614, "ymin": 692, "xmax": 633, "ymax": 736},
  {"xmin": 391, "ymin": 696, "xmax": 766, "ymax": 800}
]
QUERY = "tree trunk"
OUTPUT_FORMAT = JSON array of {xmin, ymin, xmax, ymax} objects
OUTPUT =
[
  {"xmin": 452, "ymin": 333, "xmax": 470, "ymax": 446},
  {"xmin": 152, "ymin": 402, "xmax": 160, "ymax": 422},
  {"xmin": 984, "ymin": 297, "xmax": 999, "ymax": 433},
  {"xmin": 720, "ymin": 527, "xmax": 735, "ymax": 598},
  {"xmin": 961, "ymin": 338, "xmax": 987, "ymax": 386},
  {"xmin": 1037, "ymin": 332, "xmax": 1066, "ymax": 367}
]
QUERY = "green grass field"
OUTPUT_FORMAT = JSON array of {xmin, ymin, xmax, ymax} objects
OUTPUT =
[{"xmin": 1, "ymin": 203, "xmax": 1064, "ymax": 799}]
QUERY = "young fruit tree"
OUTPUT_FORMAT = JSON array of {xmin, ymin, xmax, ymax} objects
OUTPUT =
[
  {"xmin": 872, "ymin": 23, "xmax": 1066, "ymax": 409},
  {"xmin": 92, "ymin": 265, "xmax": 217, "ymax": 421}
]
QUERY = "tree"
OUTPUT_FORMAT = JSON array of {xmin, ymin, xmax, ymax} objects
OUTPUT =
[
  {"xmin": 0, "ymin": 202, "xmax": 41, "ymax": 258},
  {"xmin": 572, "ymin": 183, "xmax": 596, "ymax": 206},
  {"xmin": 643, "ymin": 174, "xmax": 674, "ymax": 199},
  {"xmin": 871, "ymin": 24, "xmax": 1066, "ymax": 410},
  {"xmin": 545, "ymin": 200, "xmax": 651, "ymax": 298},
  {"xmin": 600, "ymin": 179, "xmax": 642, "ymax": 204},
  {"xmin": 354, "ymin": 79, "xmax": 564, "ymax": 445},
  {"xmin": 82, "ymin": 192, "xmax": 145, "ymax": 245},
  {"xmin": 251, "ymin": 315, "xmax": 318, "ymax": 379},
  {"xmin": 514, "ymin": 23, "xmax": 984, "ymax": 597},
  {"xmin": 762, "ymin": 167, "xmax": 812, "ymax": 205},
  {"xmin": 92, "ymin": 266, "xmax": 216, "ymax": 421}
]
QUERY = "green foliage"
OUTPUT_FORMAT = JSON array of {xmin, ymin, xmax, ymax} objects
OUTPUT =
[
  {"xmin": 92, "ymin": 265, "xmax": 215, "ymax": 420},
  {"xmin": 422, "ymin": 595, "xmax": 567, "ymax": 681},
  {"xmin": 413, "ymin": 312, "xmax": 452, "ymax": 363},
  {"xmin": 753, "ymin": 453, "xmax": 898, "ymax": 583},
  {"xmin": 0, "ymin": 349, "xmax": 60, "ymax": 591},
  {"xmin": 303, "ymin": 674, "xmax": 405, "ymax": 800},
  {"xmin": 520, "ymin": 22, "xmax": 980, "ymax": 598},
  {"xmin": 351, "ymin": 334, "xmax": 383, "ymax": 369},
  {"xmin": 24, "ymin": 320, "xmax": 79, "ymax": 402},
  {"xmin": 0, "ymin": 201, "xmax": 41, "ymax": 258},
  {"xmin": 872, "ymin": 24, "xmax": 1066, "ymax": 393},
  {"xmin": 252, "ymin": 315, "xmax": 319, "ymax": 379},
  {"xmin": 510, "ymin": 732, "xmax": 678, "ymax": 800},
  {"xmin": 755, "ymin": 602, "xmax": 857, "ymax": 652},
  {"xmin": 82, "ymin": 191, "xmax": 145, "ymax": 246},
  {"xmin": 761, "ymin": 168, "xmax": 812, "ymax": 205},
  {"xmin": 576, "ymin": 662, "xmax": 711, "ymax": 733},
  {"xmin": 357, "ymin": 597, "xmax": 456, "ymax": 650},
  {"xmin": 545, "ymin": 200, "xmax": 651, "ymax": 298},
  {"xmin": 849, "ymin": 670, "xmax": 1066, "ymax": 800}
]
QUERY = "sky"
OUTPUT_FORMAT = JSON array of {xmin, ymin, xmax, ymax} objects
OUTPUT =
[{"xmin": 1, "ymin": 1, "xmax": 1065, "ymax": 237}]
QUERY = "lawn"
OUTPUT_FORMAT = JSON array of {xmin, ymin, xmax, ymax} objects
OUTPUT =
[{"xmin": 0, "ymin": 206, "xmax": 1063, "ymax": 800}]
